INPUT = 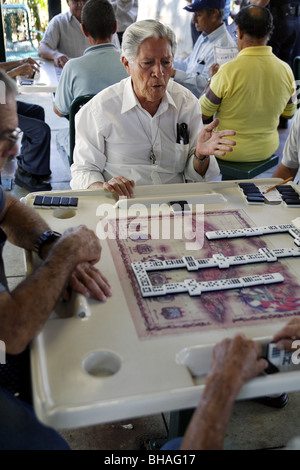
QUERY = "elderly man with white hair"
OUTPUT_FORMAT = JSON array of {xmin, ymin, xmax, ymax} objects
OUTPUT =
[{"xmin": 70, "ymin": 19, "xmax": 236, "ymax": 197}]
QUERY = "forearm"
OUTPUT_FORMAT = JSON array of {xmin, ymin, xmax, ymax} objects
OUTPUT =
[
  {"xmin": 0, "ymin": 195, "xmax": 50, "ymax": 251},
  {"xmin": 53, "ymin": 103, "xmax": 65, "ymax": 117},
  {"xmin": 1, "ymin": 242, "xmax": 80, "ymax": 354},
  {"xmin": 88, "ymin": 182, "xmax": 104, "ymax": 190},
  {"xmin": 180, "ymin": 373, "xmax": 241, "ymax": 450},
  {"xmin": 0, "ymin": 60, "xmax": 22, "ymax": 72},
  {"xmin": 38, "ymin": 42, "xmax": 58, "ymax": 61},
  {"xmin": 173, "ymin": 69, "xmax": 208, "ymax": 98},
  {"xmin": 272, "ymin": 163, "xmax": 298, "ymax": 180}
]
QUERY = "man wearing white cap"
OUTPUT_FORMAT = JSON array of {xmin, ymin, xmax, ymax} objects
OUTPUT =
[{"xmin": 171, "ymin": 0, "xmax": 236, "ymax": 98}]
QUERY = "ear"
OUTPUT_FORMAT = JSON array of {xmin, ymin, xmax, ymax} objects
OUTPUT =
[
  {"xmin": 81, "ymin": 24, "xmax": 89, "ymax": 38},
  {"xmin": 121, "ymin": 56, "xmax": 131, "ymax": 74},
  {"xmin": 213, "ymin": 8, "xmax": 219, "ymax": 18},
  {"xmin": 113, "ymin": 20, "xmax": 117, "ymax": 35},
  {"xmin": 237, "ymin": 25, "xmax": 243, "ymax": 40}
]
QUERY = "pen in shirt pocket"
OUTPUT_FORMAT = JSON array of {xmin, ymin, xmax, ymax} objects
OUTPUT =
[{"xmin": 176, "ymin": 123, "xmax": 189, "ymax": 144}]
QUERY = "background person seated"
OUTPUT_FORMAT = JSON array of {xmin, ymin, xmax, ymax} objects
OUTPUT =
[
  {"xmin": 171, "ymin": 0, "xmax": 236, "ymax": 98},
  {"xmin": 53, "ymin": 0, "xmax": 128, "ymax": 118},
  {"xmin": 0, "ymin": 58, "xmax": 51, "ymax": 192},
  {"xmin": 38, "ymin": 0, "xmax": 120, "ymax": 68},
  {"xmin": 199, "ymin": 5, "xmax": 296, "ymax": 163}
]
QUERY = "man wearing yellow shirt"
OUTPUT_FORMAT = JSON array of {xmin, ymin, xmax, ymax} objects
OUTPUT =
[{"xmin": 199, "ymin": 4, "xmax": 296, "ymax": 162}]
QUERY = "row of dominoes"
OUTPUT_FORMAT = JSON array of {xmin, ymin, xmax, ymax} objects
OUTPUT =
[
  {"xmin": 131, "ymin": 269, "xmax": 284, "ymax": 298},
  {"xmin": 239, "ymin": 182, "xmax": 265, "ymax": 205},
  {"xmin": 139, "ymin": 247, "xmax": 300, "ymax": 273},
  {"xmin": 238, "ymin": 182, "xmax": 300, "ymax": 207},
  {"xmin": 33, "ymin": 195, "xmax": 78, "ymax": 209},
  {"xmin": 276, "ymin": 184, "xmax": 300, "ymax": 208},
  {"xmin": 206, "ymin": 224, "xmax": 300, "ymax": 241}
]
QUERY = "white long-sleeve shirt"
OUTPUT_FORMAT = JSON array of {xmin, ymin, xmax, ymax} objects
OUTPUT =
[{"xmin": 70, "ymin": 77, "xmax": 220, "ymax": 190}]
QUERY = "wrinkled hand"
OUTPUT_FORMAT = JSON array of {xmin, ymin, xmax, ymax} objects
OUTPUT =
[
  {"xmin": 60, "ymin": 225, "xmax": 102, "ymax": 266},
  {"xmin": 9, "ymin": 62, "xmax": 40, "ymax": 79},
  {"xmin": 54, "ymin": 54, "xmax": 69, "ymax": 68},
  {"xmin": 65, "ymin": 262, "xmax": 112, "ymax": 302},
  {"xmin": 17, "ymin": 63, "xmax": 40, "ymax": 78},
  {"xmin": 196, "ymin": 118, "xmax": 236, "ymax": 157},
  {"xmin": 210, "ymin": 335, "xmax": 268, "ymax": 389},
  {"xmin": 209, "ymin": 63, "xmax": 219, "ymax": 78},
  {"xmin": 103, "ymin": 176, "xmax": 135, "ymax": 198},
  {"xmin": 272, "ymin": 317, "xmax": 300, "ymax": 351}
]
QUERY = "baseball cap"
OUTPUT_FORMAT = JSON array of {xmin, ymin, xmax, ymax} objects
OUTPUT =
[{"xmin": 184, "ymin": 0, "xmax": 226, "ymax": 12}]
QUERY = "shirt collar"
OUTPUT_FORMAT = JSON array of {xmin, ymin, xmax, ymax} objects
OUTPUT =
[
  {"xmin": 83, "ymin": 43, "xmax": 116, "ymax": 55},
  {"xmin": 202, "ymin": 23, "xmax": 226, "ymax": 42},
  {"xmin": 67, "ymin": 9, "xmax": 80, "ymax": 24},
  {"xmin": 121, "ymin": 77, "xmax": 177, "ymax": 115},
  {"xmin": 238, "ymin": 46, "xmax": 273, "ymax": 56}
]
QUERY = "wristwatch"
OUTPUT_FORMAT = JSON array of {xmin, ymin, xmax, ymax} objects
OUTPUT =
[
  {"xmin": 193, "ymin": 152, "xmax": 210, "ymax": 163},
  {"xmin": 34, "ymin": 230, "xmax": 61, "ymax": 257}
]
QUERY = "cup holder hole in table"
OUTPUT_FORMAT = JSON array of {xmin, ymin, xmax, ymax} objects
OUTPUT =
[
  {"xmin": 83, "ymin": 350, "xmax": 121, "ymax": 377},
  {"xmin": 53, "ymin": 208, "xmax": 77, "ymax": 219}
]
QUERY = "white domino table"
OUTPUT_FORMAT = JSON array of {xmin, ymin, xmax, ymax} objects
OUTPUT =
[{"xmin": 24, "ymin": 179, "xmax": 300, "ymax": 429}]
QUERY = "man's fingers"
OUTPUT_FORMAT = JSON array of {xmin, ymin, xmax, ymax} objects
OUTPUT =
[
  {"xmin": 217, "ymin": 129, "xmax": 237, "ymax": 137},
  {"xmin": 70, "ymin": 264, "xmax": 112, "ymax": 301},
  {"xmin": 205, "ymin": 117, "xmax": 220, "ymax": 131},
  {"xmin": 103, "ymin": 177, "xmax": 135, "ymax": 197}
]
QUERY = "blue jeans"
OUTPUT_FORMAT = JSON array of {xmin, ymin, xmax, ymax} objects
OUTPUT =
[
  {"xmin": 0, "ymin": 387, "xmax": 70, "ymax": 450},
  {"xmin": 17, "ymin": 101, "xmax": 51, "ymax": 177}
]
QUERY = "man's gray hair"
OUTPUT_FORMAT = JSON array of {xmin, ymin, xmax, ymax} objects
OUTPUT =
[
  {"xmin": 121, "ymin": 19, "xmax": 177, "ymax": 63},
  {"xmin": 205, "ymin": 8, "xmax": 225, "ymax": 21}
]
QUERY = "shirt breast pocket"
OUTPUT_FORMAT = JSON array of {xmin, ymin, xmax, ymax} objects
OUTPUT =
[
  {"xmin": 195, "ymin": 62, "xmax": 205, "ymax": 75},
  {"xmin": 174, "ymin": 143, "xmax": 190, "ymax": 173}
]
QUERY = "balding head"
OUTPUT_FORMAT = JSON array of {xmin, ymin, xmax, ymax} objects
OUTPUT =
[{"xmin": 235, "ymin": 5, "xmax": 273, "ymax": 39}]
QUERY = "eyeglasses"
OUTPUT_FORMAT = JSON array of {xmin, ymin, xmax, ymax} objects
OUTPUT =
[{"xmin": 0, "ymin": 127, "xmax": 22, "ymax": 150}]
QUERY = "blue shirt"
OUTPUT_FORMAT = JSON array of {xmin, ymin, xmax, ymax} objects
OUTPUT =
[
  {"xmin": 55, "ymin": 43, "xmax": 128, "ymax": 116},
  {"xmin": 173, "ymin": 23, "xmax": 236, "ymax": 98}
]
